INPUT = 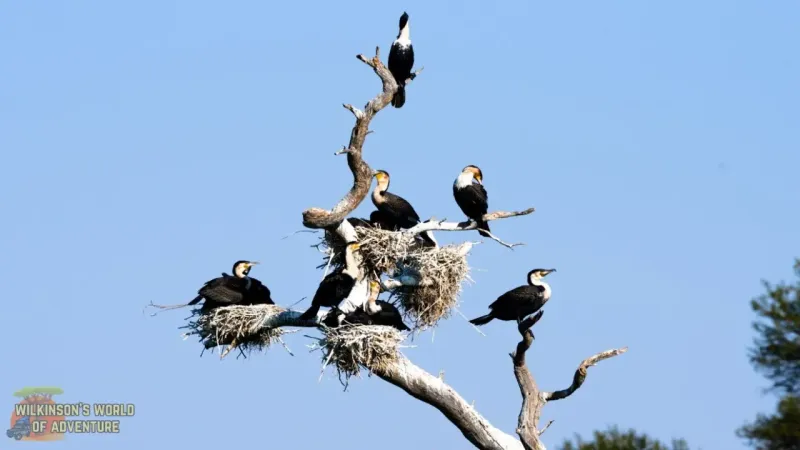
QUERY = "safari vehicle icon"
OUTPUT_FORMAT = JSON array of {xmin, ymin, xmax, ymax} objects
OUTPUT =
[{"xmin": 6, "ymin": 415, "xmax": 31, "ymax": 440}]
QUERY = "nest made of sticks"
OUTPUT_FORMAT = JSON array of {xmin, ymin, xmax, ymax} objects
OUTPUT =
[
  {"xmin": 317, "ymin": 324, "xmax": 406, "ymax": 382},
  {"xmin": 395, "ymin": 244, "xmax": 471, "ymax": 330},
  {"xmin": 182, "ymin": 304, "xmax": 289, "ymax": 355},
  {"xmin": 319, "ymin": 225, "xmax": 420, "ymax": 274}
]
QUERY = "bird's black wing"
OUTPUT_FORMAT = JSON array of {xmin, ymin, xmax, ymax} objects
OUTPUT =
[
  {"xmin": 454, "ymin": 183, "xmax": 489, "ymax": 217},
  {"xmin": 382, "ymin": 191, "xmax": 421, "ymax": 226},
  {"xmin": 198, "ymin": 276, "xmax": 246, "ymax": 305},
  {"xmin": 313, "ymin": 271, "xmax": 355, "ymax": 307},
  {"xmin": 489, "ymin": 285, "xmax": 537, "ymax": 309},
  {"xmin": 388, "ymin": 42, "xmax": 414, "ymax": 81},
  {"xmin": 247, "ymin": 278, "xmax": 274, "ymax": 305}
]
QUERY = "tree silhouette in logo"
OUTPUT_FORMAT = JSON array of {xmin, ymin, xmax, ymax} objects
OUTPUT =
[{"xmin": 8, "ymin": 387, "xmax": 65, "ymax": 441}]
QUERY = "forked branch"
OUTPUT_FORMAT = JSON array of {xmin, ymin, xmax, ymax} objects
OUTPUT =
[
  {"xmin": 544, "ymin": 347, "xmax": 629, "ymax": 401},
  {"xmin": 302, "ymin": 47, "xmax": 407, "ymax": 229},
  {"xmin": 510, "ymin": 312, "xmax": 627, "ymax": 450}
]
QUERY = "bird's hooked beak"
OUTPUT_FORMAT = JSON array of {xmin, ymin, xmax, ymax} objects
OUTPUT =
[
  {"xmin": 475, "ymin": 174, "xmax": 483, "ymax": 185},
  {"xmin": 543, "ymin": 268, "xmax": 556, "ymax": 276},
  {"xmin": 247, "ymin": 261, "xmax": 260, "ymax": 268}
]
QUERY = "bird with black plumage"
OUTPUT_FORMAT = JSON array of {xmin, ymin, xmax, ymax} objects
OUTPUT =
[
  {"xmin": 469, "ymin": 269, "xmax": 556, "ymax": 326},
  {"xmin": 371, "ymin": 169, "xmax": 435, "ymax": 247},
  {"xmin": 298, "ymin": 242, "xmax": 363, "ymax": 321},
  {"xmin": 187, "ymin": 260, "xmax": 274, "ymax": 314},
  {"xmin": 388, "ymin": 12, "xmax": 415, "ymax": 108},
  {"xmin": 453, "ymin": 165, "xmax": 491, "ymax": 238}
]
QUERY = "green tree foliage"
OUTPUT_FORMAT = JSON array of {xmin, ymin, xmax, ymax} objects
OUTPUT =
[
  {"xmin": 12, "ymin": 387, "xmax": 64, "ymax": 397},
  {"xmin": 738, "ymin": 259, "xmax": 800, "ymax": 450},
  {"xmin": 558, "ymin": 426, "xmax": 690, "ymax": 450}
]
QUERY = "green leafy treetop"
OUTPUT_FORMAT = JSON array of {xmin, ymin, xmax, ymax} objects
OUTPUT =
[
  {"xmin": 738, "ymin": 259, "xmax": 800, "ymax": 450},
  {"xmin": 13, "ymin": 387, "xmax": 64, "ymax": 398},
  {"xmin": 558, "ymin": 426, "xmax": 690, "ymax": 450}
]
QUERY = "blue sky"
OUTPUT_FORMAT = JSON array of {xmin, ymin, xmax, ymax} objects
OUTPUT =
[{"xmin": 1, "ymin": 1, "xmax": 798, "ymax": 449}]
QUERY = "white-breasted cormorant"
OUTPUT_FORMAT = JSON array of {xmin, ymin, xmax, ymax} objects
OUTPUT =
[
  {"xmin": 453, "ymin": 165, "xmax": 491, "ymax": 238},
  {"xmin": 298, "ymin": 242, "xmax": 362, "ymax": 321},
  {"xmin": 372, "ymin": 170, "xmax": 435, "ymax": 246},
  {"xmin": 187, "ymin": 260, "xmax": 274, "ymax": 313},
  {"xmin": 322, "ymin": 281, "xmax": 410, "ymax": 331},
  {"xmin": 388, "ymin": 12, "xmax": 414, "ymax": 108},
  {"xmin": 363, "ymin": 280, "xmax": 410, "ymax": 331},
  {"xmin": 469, "ymin": 268, "xmax": 556, "ymax": 326}
]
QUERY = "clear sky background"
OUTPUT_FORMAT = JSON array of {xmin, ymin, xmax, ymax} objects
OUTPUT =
[{"xmin": 1, "ymin": 1, "xmax": 798, "ymax": 449}]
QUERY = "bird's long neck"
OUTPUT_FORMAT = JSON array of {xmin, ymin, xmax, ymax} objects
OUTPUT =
[
  {"xmin": 396, "ymin": 24, "xmax": 410, "ymax": 46},
  {"xmin": 372, "ymin": 181, "xmax": 389, "ymax": 205},
  {"xmin": 529, "ymin": 277, "xmax": 551, "ymax": 301},
  {"xmin": 454, "ymin": 172, "xmax": 474, "ymax": 189},
  {"xmin": 244, "ymin": 277, "xmax": 252, "ymax": 290},
  {"xmin": 342, "ymin": 248, "xmax": 359, "ymax": 278}
]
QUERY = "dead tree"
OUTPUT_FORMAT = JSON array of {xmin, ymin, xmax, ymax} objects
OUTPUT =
[{"xmin": 169, "ymin": 44, "xmax": 627, "ymax": 450}]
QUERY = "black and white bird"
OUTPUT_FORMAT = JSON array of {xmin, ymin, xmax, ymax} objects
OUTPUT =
[
  {"xmin": 187, "ymin": 260, "xmax": 274, "ymax": 314},
  {"xmin": 453, "ymin": 165, "xmax": 491, "ymax": 237},
  {"xmin": 298, "ymin": 242, "xmax": 362, "ymax": 321},
  {"xmin": 372, "ymin": 170, "xmax": 435, "ymax": 246},
  {"xmin": 323, "ymin": 281, "xmax": 410, "ymax": 331},
  {"xmin": 363, "ymin": 280, "xmax": 410, "ymax": 331},
  {"xmin": 388, "ymin": 12, "xmax": 414, "ymax": 108},
  {"xmin": 469, "ymin": 268, "xmax": 556, "ymax": 326}
]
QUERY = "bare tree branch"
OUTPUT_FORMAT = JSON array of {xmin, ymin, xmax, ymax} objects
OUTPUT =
[
  {"xmin": 302, "ymin": 47, "xmax": 402, "ymax": 229},
  {"xmin": 405, "ymin": 208, "xmax": 535, "ymax": 248},
  {"xmin": 508, "ymin": 311, "xmax": 627, "ymax": 450},
  {"xmin": 511, "ymin": 312, "xmax": 547, "ymax": 450},
  {"xmin": 544, "ymin": 347, "xmax": 629, "ymax": 402},
  {"xmin": 376, "ymin": 355, "xmax": 524, "ymax": 450},
  {"xmin": 164, "ymin": 35, "xmax": 627, "ymax": 450}
]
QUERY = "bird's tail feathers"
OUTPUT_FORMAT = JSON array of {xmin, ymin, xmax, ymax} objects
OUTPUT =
[
  {"xmin": 392, "ymin": 84, "xmax": 406, "ymax": 108},
  {"xmin": 187, "ymin": 295, "xmax": 203, "ymax": 305},
  {"xmin": 477, "ymin": 219, "xmax": 491, "ymax": 238},
  {"xmin": 298, "ymin": 304, "xmax": 320, "ymax": 321},
  {"xmin": 469, "ymin": 313, "xmax": 494, "ymax": 326}
]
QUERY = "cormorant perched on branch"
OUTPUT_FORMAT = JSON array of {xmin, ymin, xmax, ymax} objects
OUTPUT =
[
  {"xmin": 372, "ymin": 170, "xmax": 435, "ymax": 246},
  {"xmin": 187, "ymin": 260, "xmax": 274, "ymax": 314},
  {"xmin": 388, "ymin": 12, "xmax": 414, "ymax": 108},
  {"xmin": 298, "ymin": 242, "xmax": 362, "ymax": 321},
  {"xmin": 453, "ymin": 165, "xmax": 491, "ymax": 238},
  {"xmin": 469, "ymin": 268, "xmax": 556, "ymax": 326}
]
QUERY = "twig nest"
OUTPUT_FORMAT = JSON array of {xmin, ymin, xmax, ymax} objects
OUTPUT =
[
  {"xmin": 320, "ymin": 325, "xmax": 405, "ymax": 381},
  {"xmin": 320, "ymin": 225, "xmax": 419, "ymax": 274},
  {"xmin": 396, "ymin": 244, "xmax": 470, "ymax": 330},
  {"xmin": 184, "ymin": 305, "xmax": 288, "ymax": 355}
]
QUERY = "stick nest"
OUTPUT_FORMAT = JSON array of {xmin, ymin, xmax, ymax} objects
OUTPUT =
[
  {"xmin": 320, "ymin": 225, "xmax": 419, "ymax": 274},
  {"xmin": 319, "ymin": 325, "xmax": 405, "ymax": 381},
  {"xmin": 183, "ymin": 305, "xmax": 288, "ymax": 354},
  {"xmin": 396, "ymin": 244, "xmax": 470, "ymax": 329}
]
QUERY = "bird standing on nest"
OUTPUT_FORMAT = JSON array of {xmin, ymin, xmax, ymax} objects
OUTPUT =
[
  {"xmin": 187, "ymin": 260, "xmax": 274, "ymax": 314},
  {"xmin": 323, "ymin": 280, "xmax": 410, "ymax": 331},
  {"xmin": 298, "ymin": 242, "xmax": 362, "ymax": 321},
  {"xmin": 371, "ymin": 170, "xmax": 436, "ymax": 247},
  {"xmin": 453, "ymin": 165, "xmax": 491, "ymax": 238},
  {"xmin": 363, "ymin": 280, "xmax": 410, "ymax": 331},
  {"xmin": 469, "ymin": 268, "xmax": 556, "ymax": 326},
  {"xmin": 388, "ymin": 12, "xmax": 414, "ymax": 108}
]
